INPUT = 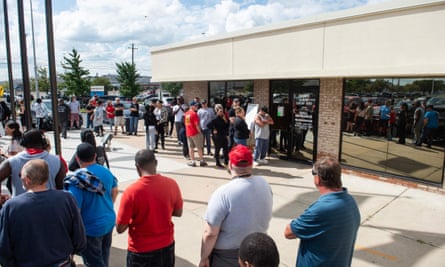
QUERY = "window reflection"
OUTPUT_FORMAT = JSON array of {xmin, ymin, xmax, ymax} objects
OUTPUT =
[
  {"xmin": 341, "ymin": 78, "xmax": 445, "ymax": 184},
  {"xmin": 209, "ymin": 81, "xmax": 253, "ymax": 111}
]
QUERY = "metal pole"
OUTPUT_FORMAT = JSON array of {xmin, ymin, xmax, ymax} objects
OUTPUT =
[
  {"xmin": 3, "ymin": 0, "xmax": 16, "ymax": 120},
  {"xmin": 44, "ymin": 0, "xmax": 61, "ymax": 155},
  {"xmin": 17, "ymin": 0, "xmax": 33, "ymax": 129},
  {"xmin": 30, "ymin": 0, "xmax": 39, "ymax": 99}
]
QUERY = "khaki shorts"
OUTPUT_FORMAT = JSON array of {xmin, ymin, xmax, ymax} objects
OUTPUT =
[
  {"xmin": 114, "ymin": 116, "xmax": 125, "ymax": 126},
  {"xmin": 187, "ymin": 133, "xmax": 204, "ymax": 149}
]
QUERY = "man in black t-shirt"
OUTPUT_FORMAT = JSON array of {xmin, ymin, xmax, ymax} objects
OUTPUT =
[
  {"xmin": 128, "ymin": 97, "xmax": 140, "ymax": 135},
  {"xmin": 57, "ymin": 98, "xmax": 70, "ymax": 139},
  {"xmin": 113, "ymin": 98, "xmax": 125, "ymax": 135}
]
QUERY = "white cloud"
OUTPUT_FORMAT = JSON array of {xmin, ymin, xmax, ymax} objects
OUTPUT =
[{"xmin": 0, "ymin": 0, "xmax": 392, "ymax": 80}]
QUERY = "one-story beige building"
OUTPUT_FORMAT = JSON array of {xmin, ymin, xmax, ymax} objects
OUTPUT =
[{"xmin": 151, "ymin": 0, "xmax": 445, "ymax": 189}]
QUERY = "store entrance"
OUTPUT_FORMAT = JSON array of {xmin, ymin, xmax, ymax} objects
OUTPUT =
[{"xmin": 270, "ymin": 79, "xmax": 319, "ymax": 163}]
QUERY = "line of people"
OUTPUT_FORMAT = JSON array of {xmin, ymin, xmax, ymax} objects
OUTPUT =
[
  {"xmin": 143, "ymin": 96, "xmax": 275, "ymax": 168},
  {"xmin": 0, "ymin": 124, "xmax": 361, "ymax": 267}
]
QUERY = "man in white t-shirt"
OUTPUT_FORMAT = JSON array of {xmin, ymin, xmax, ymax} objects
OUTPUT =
[
  {"xmin": 172, "ymin": 96, "xmax": 186, "ymax": 145},
  {"xmin": 199, "ymin": 145, "xmax": 273, "ymax": 267},
  {"xmin": 69, "ymin": 96, "xmax": 81, "ymax": 129}
]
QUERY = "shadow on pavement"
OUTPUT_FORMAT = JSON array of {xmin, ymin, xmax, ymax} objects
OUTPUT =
[{"xmin": 74, "ymin": 246, "xmax": 195, "ymax": 267}]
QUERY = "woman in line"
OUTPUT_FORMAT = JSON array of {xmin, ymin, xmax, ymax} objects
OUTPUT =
[
  {"xmin": 233, "ymin": 107, "xmax": 250, "ymax": 146},
  {"xmin": 68, "ymin": 129, "xmax": 109, "ymax": 171},
  {"xmin": 143, "ymin": 105, "xmax": 157, "ymax": 152},
  {"xmin": 207, "ymin": 104, "xmax": 230, "ymax": 168},
  {"xmin": 2, "ymin": 120, "xmax": 24, "ymax": 157},
  {"xmin": 1, "ymin": 120, "xmax": 24, "ymax": 194}
]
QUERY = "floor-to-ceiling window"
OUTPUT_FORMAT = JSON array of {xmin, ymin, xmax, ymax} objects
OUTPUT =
[
  {"xmin": 209, "ymin": 81, "xmax": 253, "ymax": 111},
  {"xmin": 341, "ymin": 78, "xmax": 445, "ymax": 184}
]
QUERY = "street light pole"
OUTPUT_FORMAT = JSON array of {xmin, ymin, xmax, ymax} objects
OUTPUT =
[
  {"xmin": 17, "ymin": 0, "xmax": 33, "ymax": 130},
  {"xmin": 2, "ymin": 0, "xmax": 16, "ymax": 119},
  {"xmin": 30, "ymin": 0, "xmax": 40, "ymax": 99},
  {"xmin": 45, "ymin": 0, "xmax": 61, "ymax": 155}
]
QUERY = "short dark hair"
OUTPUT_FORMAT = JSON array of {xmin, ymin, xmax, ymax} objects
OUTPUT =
[
  {"xmin": 20, "ymin": 129, "xmax": 48, "ymax": 149},
  {"xmin": 313, "ymin": 156, "xmax": 342, "ymax": 189},
  {"xmin": 81, "ymin": 129, "xmax": 97, "ymax": 146},
  {"xmin": 239, "ymin": 232, "xmax": 279, "ymax": 267},
  {"xmin": 135, "ymin": 149, "xmax": 156, "ymax": 169},
  {"xmin": 76, "ymin": 143, "xmax": 96, "ymax": 163}
]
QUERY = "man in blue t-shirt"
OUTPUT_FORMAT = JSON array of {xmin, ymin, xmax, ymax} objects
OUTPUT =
[
  {"xmin": 284, "ymin": 156, "xmax": 360, "ymax": 267},
  {"xmin": 421, "ymin": 104, "xmax": 439, "ymax": 148},
  {"xmin": 65, "ymin": 143, "xmax": 118, "ymax": 267}
]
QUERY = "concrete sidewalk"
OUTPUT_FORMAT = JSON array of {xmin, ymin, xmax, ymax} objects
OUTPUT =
[{"xmin": 23, "ymin": 129, "xmax": 445, "ymax": 266}]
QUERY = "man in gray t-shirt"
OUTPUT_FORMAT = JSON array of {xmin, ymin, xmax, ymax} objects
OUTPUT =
[{"xmin": 199, "ymin": 145, "xmax": 273, "ymax": 267}]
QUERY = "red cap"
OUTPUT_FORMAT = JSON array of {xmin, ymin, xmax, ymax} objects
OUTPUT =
[{"xmin": 229, "ymin": 145, "xmax": 253, "ymax": 167}]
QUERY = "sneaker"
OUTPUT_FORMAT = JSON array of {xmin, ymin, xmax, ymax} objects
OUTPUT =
[
  {"xmin": 200, "ymin": 160, "xmax": 208, "ymax": 167},
  {"xmin": 216, "ymin": 164, "xmax": 225, "ymax": 169},
  {"xmin": 187, "ymin": 161, "xmax": 196, "ymax": 167},
  {"xmin": 259, "ymin": 159, "xmax": 269, "ymax": 164},
  {"xmin": 254, "ymin": 161, "xmax": 260, "ymax": 166}
]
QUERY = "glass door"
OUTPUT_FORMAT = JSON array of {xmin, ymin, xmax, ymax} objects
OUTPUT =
[{"xmin": 270, "ymin": 79, "xmax": 319, "ymax": 163}]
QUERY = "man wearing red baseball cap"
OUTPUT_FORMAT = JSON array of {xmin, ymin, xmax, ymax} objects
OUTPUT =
[{"xmin": 199, "ymin": 145, "xmax": 273, "ymax": 267}]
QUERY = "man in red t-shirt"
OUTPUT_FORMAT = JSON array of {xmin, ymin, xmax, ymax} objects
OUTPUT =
[
  {"xmin": 105, "ymin": 100, "xmax": 115, "ymax": 132},
  {"xmin": 116, "ymin": 149, "xmax": 183, "ymax": 266},
  {"xmin": 184, "ymin": 101, "xmax": 207, "ymax": 167}
]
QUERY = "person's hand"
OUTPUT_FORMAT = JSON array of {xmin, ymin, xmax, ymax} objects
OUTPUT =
[{"xmin": 198, "ymin": 258, "xmax": 210, "ymax": 267}]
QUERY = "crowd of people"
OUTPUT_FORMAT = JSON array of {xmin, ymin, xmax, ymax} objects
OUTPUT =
[
  {"xmin": 0, "ymin": 95, "xmax": 362, "ymax": 267},
  {"xmin": 345, "ymin": 98, "xmax": 440, "ymax": 147},
  {"xmin": 141, "ymin": 96, "xmax": 275, "ymax": 168}
]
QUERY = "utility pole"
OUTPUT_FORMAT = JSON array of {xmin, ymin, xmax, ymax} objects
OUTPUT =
[{"xmin": 128, "ymin": 43, "xmax": 137, "ymax": 65}]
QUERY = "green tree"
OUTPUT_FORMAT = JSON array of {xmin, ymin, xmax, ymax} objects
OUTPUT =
[
  {"xmin": 161, "ymin": 82, "xmax": 182, "ymax": 97},
  {"xmin": 60, "ymin": 48, "xmax": 91, "ymax": 96},
  {"xmin": 116, "ymin": 62, "xmax": 140, "ymax": 97},
  {"xmin": 91, "ymin": 76, "xmax": 112, "ymax": 93}
]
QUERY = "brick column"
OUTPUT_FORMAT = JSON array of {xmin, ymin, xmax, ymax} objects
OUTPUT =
[
  {"xmin": 316, "ymin": 78, "xmax": 343, "ymax": 160},
  {"xmin": 253, "ymin": 80, "xmax": 270, "ymax": 108}
]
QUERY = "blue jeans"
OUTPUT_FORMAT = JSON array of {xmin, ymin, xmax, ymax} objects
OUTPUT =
[
  {"xmin": 202, "ymin": 128, "xmax": 212, "ymax": 154},
  {"xmin": 126, "ymin": 242, "xmax": 175, "ymax": 267},
  {"xmin": 254, "ymin": 138, "xmax": 269, "ymax": 161},
  {"xmin": 86, "ymin": 113, "xmax": 94, "ymax": 128},
  {"xmin": 233, "ymin": 137, "xmax": 248, "ymax": 146},
  {"xmin": 130, "ymin": 116, "xmax": 139, "ymax": 134},
  {"xmin": 81, "ymin": 231, "xmax": 112, "ymax": 267}
]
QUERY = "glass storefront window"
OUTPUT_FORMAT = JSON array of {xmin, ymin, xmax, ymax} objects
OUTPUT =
[
  {"xmin": 209, "ymin": 81, "xmax": 253, "ymax": 110},
  {"xmin": 341, "ymin": 78, "xmax": 445, "ymax": 184}
]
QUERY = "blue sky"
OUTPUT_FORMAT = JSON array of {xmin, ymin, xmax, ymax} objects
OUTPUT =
[{"xmin": 0, "ymin": 0, "xmax": 389, "ymax": 80}]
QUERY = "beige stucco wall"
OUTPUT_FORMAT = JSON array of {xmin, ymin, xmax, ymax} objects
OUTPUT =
[{"xmin": 151, "ymin": 0, "xmax": 445, "ymax": 82}]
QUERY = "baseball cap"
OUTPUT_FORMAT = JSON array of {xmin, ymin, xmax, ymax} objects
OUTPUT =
[
  {"xmin": 189, "ymin": 100, "xmax": 199, "ymax": 106},
  {"xmin": 76, "ymin": 143, "xmax": 96, "ymax": 162},
  {"xmin": 229, "ymin": 145, "xmax": 253, "ymax": 167}
]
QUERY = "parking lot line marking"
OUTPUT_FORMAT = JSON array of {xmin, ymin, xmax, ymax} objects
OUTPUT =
[{"xmin": 356, "ymin": 245, "xmax": 399, "ymax": 261}]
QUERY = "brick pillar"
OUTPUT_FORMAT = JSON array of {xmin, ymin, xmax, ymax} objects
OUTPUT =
[
  {"xmin": 253, "ymin": 80, "xmax": 270, "ymax": 108},
  {"xmin": 183, "ymin": 81, "xmax": 208, "ymax": 104},
  {"xmin": 316, "ymin": 78, "xmax": 343, "ymax": 160}
]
